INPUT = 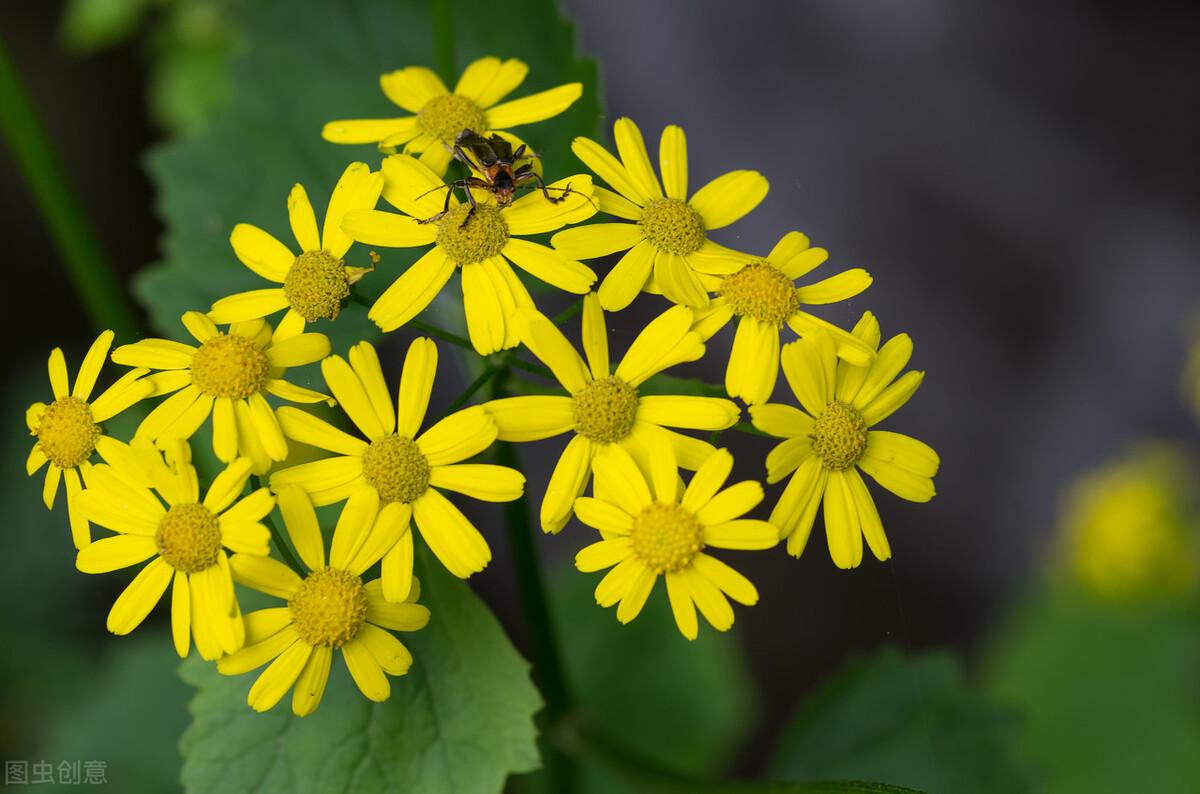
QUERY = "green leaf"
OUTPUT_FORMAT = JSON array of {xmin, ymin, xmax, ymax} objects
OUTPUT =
[
  {"xmin": 178, "ymin": 549, "xmax": 542, "ymax": 794},
  {"xmin": 60, "ymin": 0, "xmax": 150, "ymax": 53},
  {"xmin": 136, "ymin": 0, "xmax": 598, "ymax": 355},
  {"xmin": 768, "ymin": 648, "xmax": 1034, "ymax": 794},
  {"xmin": 984, "ymin": 591, "xmax": 1200, "ymax": 794}
]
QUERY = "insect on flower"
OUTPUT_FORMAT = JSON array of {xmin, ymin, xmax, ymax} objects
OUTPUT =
[{"xmin": 418, "ymin": 128, "xmax": 586, "ymax": 223}]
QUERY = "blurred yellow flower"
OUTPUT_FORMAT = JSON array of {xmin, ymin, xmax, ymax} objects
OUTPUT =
[
  {"xmin": 573, "ymin": 440, "xmax": 776, "ymax": 639},
  {"xmin": 220, "ymin": 485, "xmax": 430, "ymax": 716},
  {"xmin": 750, "ymin": 313, "xmax": 938, "ymax": 569},
  {"xmin": 111, "ymin": 313, "xmax": 331, "ymax": 473},
  {"xmin": 1061, "ymin": 445, "xmax": 1197, "ymax": 600},
  {"xmin": 483, "ymin": 294, "xmax": 740, "ymax": 533},
  {"xmin": 26, "ymin": 330, "xmax": 153, "ymax": 548},
  {"xmin": 210, "ymin": 163, "xmax": 384, "ymax": 334},
  {"xmin": 341, "ymin": 153, "xmax": 596, "ymax": 354},
  {"xmin": 270, "ymin": 338, "xmax": 523, "ymax": 594},
  {"xmin": 691, "ymin": 231, "xmax": 875, "ymax": 405},
  {"xmin": 551, "ymin": 118, "xmax": 768, "ymax": 311},
  {"xmin": 322, "ymin": 56, "xmax": 582, "ymax": 175},
  {"xmin": 75, "ymin": 440, "xmax": 274, "ymax": 660}
]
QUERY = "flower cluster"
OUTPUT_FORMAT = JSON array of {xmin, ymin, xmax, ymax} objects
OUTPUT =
[{"xmin": 26, "ymin": 56, "xmax": 938, "ymax": 715}]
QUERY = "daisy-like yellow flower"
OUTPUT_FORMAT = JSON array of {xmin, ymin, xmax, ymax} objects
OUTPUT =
[
  {"xmin": 111, "ymin": 313, "xmax": 331, "ymax": 474},
  {"xmin": 574, "ymin": 440, "xmax": 776, "ymax": 640},
  {"xmin": 483, "ymin": 294, "xmax": 741, "ymax": 533},
  {"xmin": 74, "ymin": 439, "xmax": 275, "ymax": 660},
  {"xmin": 219, "ymin": 485, "xmax": 429, "ymax": 716},
  {"xmin": 340, "ymin": 153, "xmax": 597, "ymax": 354},
  {"xmin": 690, "ymin": 231, "xmax": 875, "ymax": 405},
  {"xmin": 270, "ymin": 338, "xmax": 524, "ymax": 597},
  {"xmin": 750, "ymin": 314, "xmax": 938, "ymax": 568},
  {"xmin": 322, "ymin": 56, "xmax": 582, "ymax": 176},
  {"xmin": 209, "ymin": 163, "xmax": 384, "ymax": 336},
  {"xmin": 551, "ymin": 118, "xmax": 768, "ymax": 312},
  {"xmin": 26, "ymin": 330, "xmax": 154, "ymax": 548}
]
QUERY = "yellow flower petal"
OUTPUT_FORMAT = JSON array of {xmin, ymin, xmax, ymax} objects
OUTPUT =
[
  {"xmin": 550, "ymin": 222, "xmax": 644, "ymax": 260},
  {"xmin": 572, "ymin": 135, "xmax": 648, "ymax": 206},
  {"xmin": 230, "ymin": 553, "xmax": 302, "ymax": 599},
  {"xmin": 429, "ymin": 464, "xmax": 523, "ymax": 502},
  {"xmin": 171, "ymin": 571, "xmax": 191, "ymax": 657},
  {"xmin": 48, "ymin": 346, "xmax": 69, "ymax": 398},
  {"xmin": 515, "ymin": 309, "xmax": 590, "ymax": 393},
  {"xmin": 380, "ymin": 66, "xmax": 448, "ymax": 112},
  {"xmin": 725, "ymin": 318, "xmax": 779, "ymax": 406},
  {"xmin": 356, "ymin": 623, "xmax": 413, "ymax": 676},
  {"xmin": 683, "ymin": 567, "xmax": 733, "ymax": 632},
  {"xmin": 230, "ymin": 223, "xmax": 294, "ymax": 281},
  {"xmin": 665, "ymin": 570, "xmax": 697, "ymax": 640},
  {"xmin": 597, "ymin": 239, "xmax": 656, "ymax": 312},
  {"xmin": 342, "ymin": 638, "xmax": 390, "ymax": 702},
  {"xmin": 595, "ymin": 556, "xmax": 643, "ymax": 607},
  {"xmin": 322, "ymin": 117, "xmax": 417, "ymax": 145},
  {"xmin": 412, "ymin": 488, "xmax": 491, "ymax": 577},
  {"xmin": 484, "ymin": 395, "xmax": 575, "ymax": 442},
  {"xmin": 111, "ymin": 338, "xmax": 196, "ymax": 370},
  {"xmin": 76, "ymin": 534, "xmax": 158, "ymax": 573},
  {"xmin": 865, "ymin": 431, "xmax": 939, "ymax": 478},
  {"xmin": 795, "ymin": 268, "xmax": 872, "ymax": 305},
  {"xmin": 323, "ymin": 162, "xmax": 384, "ymax": 258},
  {"xmin": 341, "ymin": 208, "xmax": 438, "ymax": 248},
  {"xmin": 861, "ymin": 371, "xmax": 924, "ymax": 427},
  {"xmin": 858, "ymin": 444, "xmax": 936, "ymax": 503},
  {"xmin": 275, "ymin": 485, "xmax": 325, "ymax": 571},
  {"xmin": 396, "ymin": 337, "xmax": 437, "ymax": 437},
  {"xmin": 368, "ymin": 246, "xmax": 454, "ymax": 333},
  {"xmin": 461, "ymin": 262, "xmax": 507, "ymax": 355},
  {"xmin": 592, "ymin": 444, "xmax": 652, "ymax": 516},
  {"xmin": 636, "ymin": 396, "xmax": 739, "ymax": 431},
  {"xmin": 580, "ymin": 293, "xmax": 609, "ymax": 379},
  {"xmin": 703, "ymin": 519, "xmax": 777, "ymax": 550},
  {"xmin": 771, "ymin": 456, "xmax": 826, "ymax": 555},
  {"xmin": 823, "ymin": 471, "xmax": 864, "ymax": 569},
  {"xmin": 749, "ymin": 402, "xmax": 812, "ymax": 440},
  {"xmin": 464, "ymin": 57, "xmax": 528, "ymax": 107},
  {"xmin": 248, "ymin": 640, "xmax": 312, "ymax": 712},
  {"xmin": 540, "ymin": 435, "xmax": 594, "ymax": 533},
  {"xmin": 615, "ymin": 565, "xmax": 656, "ymax": 624},
  {"xmin": 366, "ymin": 580, "xmax": 431, "ymax": 629},
  {"xmin": 287, "ymin": 183, "xmax": 321, "ymax": 252},
  {"xmin": 688, "ymin": 170, "xmax": 768, "ymax": 231},
  {"xmin": 504, "ymin": 174, "xmax": 597, "ymax": 235},
  {"xmin": 780, "ymin": 335, "xmax": 837, "ymax": 416},
  {"xmin": 485, "ymin": 82, "xmax": 582, "ymax": 128},
  {"xmin": 613, "ymin": 117, "xmax": 663, "ymax": 202},
  {"xmin": 349, "ymin": 341, "xmax": 396, "ymax": 437},
  {"xmin": 269, "ymin": 457, "xmax": 363, "ymax": 504},
  {"xmin": 209, "ymin": 289, "xmax": 291, "ymax": 324},
  {"xmin": 276, "ymin": 407, "xmax": 366, "ymax": 456},
  {"xmin": 681, "ymin": 449, "xmax": 733, "ymax": 513},
  {"xmin": 692, "ymin": 553, "xmax": 757, "ymax": 605},
  {"xmin": 321, "ymin": 355, "xmax": 386, "ymax": 441},
  {"xmin": 850, "ymin": 333, "xmax": 913, "ymax": 409},
  {"xmin": 572, "ymin": 496, "xmax": 633, "ymax": 535},
  {"xmin": 502, "ymin": 238, "xmax": 595, "ymax": 294},
  {"xmin": 265, "ymin": 332, "xmax": 330, "ymax": 369},
  {"xmin": 346, "ymin": 500, "xmax": 410, "ymax": 576},
  {"xmin": 247, "ymin": 393, "xmax": 288, "ymax": 461},
  {"xmin": 696, "ymin": 480, "xmax": 763, "ymax": 526},
  {"xmin": 765, "ymin": 437, "xmax": 813, "ymax": 484},
  {"xmin": 292, "ymin": 643, "xmax": 333, "ymax": 716},
  {"xmin": 654, "ymin": 251, "xmax": 709, "ymax": 308},
  {"xmin": 203, "ymin": 457, "xmax": 253, "ymax": 513},
  {"xmin": 845, "ymin": 468, "xmax": 890, "ymax": 561},
  {"xmin": 659, "ymin": 125, "xmax": 688, "ymax": 201},
  {"xmin": 218, "ymin": 622, "xmax": 298, "ymax": 675},
  {"xmin": 614, "ymin": 305, "xmax": 698, "ymax": 386},
  {"xmin": 416, "ymin": 405, "xmax": 496, "ymax": 467},
  {"xmin": 380, "ymin": 533, "xmax": 415, "ymax": 602},
  {"xmin": 73, "ymin": 330, "xmax": 114, "ymax": 401},
  {"xmin": 106, "ymin": 557, "xmax": 172, "ymax": 634}
]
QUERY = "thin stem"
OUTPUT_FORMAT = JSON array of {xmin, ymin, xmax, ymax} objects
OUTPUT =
[
  {"xmin": 438, "ymin": 364, "xmax": 500, "ymax": 419},
  {"xmin": 409, "ymin": 318, "xmax": 474, "ymax": 350},
  {"xmin": 251, "ymin": 475, "xmax": 306, "ymax": 576},
  {"xmin": 552, "ymin": 298, "xmax": 583, "ymax": 326},
  {"xmin": 505, "ymin": 354, "xmax": 554, "ymax": 380},
  {"xmin": 491, "ymin": 367, "xmax": 576, "ymax": 791},
  {"xmin": 432, "ymin": 0, "xmax": 455, "ymax": 86},
  {"xmin": 0, "ymin": 38, "xmax": 139, "ymax": 340}
]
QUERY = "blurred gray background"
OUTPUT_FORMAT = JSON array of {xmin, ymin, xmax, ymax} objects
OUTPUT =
[{"xmin": 3, "ymin": 0, "xmax": 1200, "ymax": 776}]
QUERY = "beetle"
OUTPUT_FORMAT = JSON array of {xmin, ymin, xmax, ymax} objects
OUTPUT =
[{"xmin": 417, "ymin": 129, "xmax": 584, "ymax": 224}]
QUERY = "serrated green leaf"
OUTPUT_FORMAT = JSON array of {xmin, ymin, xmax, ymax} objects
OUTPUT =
[
  {"xmin": 984, "ymin": 591, "xmax": 1200, "ymax": 794},
  {"xmin": 136, "ymin": 0, "xmax": 598, "ymax": 356},
  {"xmin": 179, "ymin": 549, "xmax": 542, "ymax": 794},
  {"xmin": 768, "ymin": 648, "xmax": 1034, "ymax": 794}
]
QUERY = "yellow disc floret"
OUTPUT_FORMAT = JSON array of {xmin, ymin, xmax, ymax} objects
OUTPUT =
[
  {"xmin": 810, "ymin": 401, "xmax": 868, "ymax": 471},
  {"xmin": 190, "ymin": 334, "xmax": 270, "ymax": 400},
  {"xmin": 719, "ymin": 261, "xmax": 800, "ymax": 325},
  {"xmin": 640, "ymin": 198, "xmax": 706, "ymax": 256},
  {"xmin": 284, "ymin": 250, "xmax": 350, "ymax": 322},
  {"xmin": 156, "ymin": 503, "xmax": 222, "ymax": 573},
  {"xmin": 417, "ymin": 94, "xmax": 487, "ymax": 143},
  {"xmin": 630, "ymin": 502, "xmax": 704, "ymax": 574},
  {"xmin": 436, "ymin": 203, "xmax": 508, "ymax": 265},
  {"xmin": 362, "ymin": 434, "xmax": 431, "ymax": 504},
  {"xmin": 572, "ymin": 376, "xmax": 639, "ymax": 444},
  {"xmin": 289, "ymin": 567, "xmax": 368, "ymax": 647},
  {"xmin": 36, "ymin": 396, "xmax": 100, "ymax": 469}
]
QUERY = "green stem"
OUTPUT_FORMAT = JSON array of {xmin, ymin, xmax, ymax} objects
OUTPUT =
[
  {"xmin": 432, "ymin": 0, "xmax": 455, "ymax": 86},
  {"xmin": 0, "ymin": 38, "xmax": 139, "ymax": 340},
  {"xmin": 491, "ymin": 367, "xmax": 576, "ymax": 791},
  {"xmin": 409, "ymin": 318, "xmax": 473, "ymax": 350},
  {"xmin": 552, "ymin": 298, "xmax": 583, "ymax": 326},
  {"xmin": 438, "ymin": 364, "xmax": 500, "ymax": 419},
  {"xmin": 251, "ymin": 475, "xmax": 306, "ymax": 576}
]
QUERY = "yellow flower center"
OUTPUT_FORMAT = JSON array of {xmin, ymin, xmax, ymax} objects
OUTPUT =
[
  {"xmin": 572, "ymin": 376, "xmax": 639, "ymax": 444},
  {"xmin": 436, "ymin": 203, "xmax": 508, "ymax": 265},
  {"xmin": 284, "ymin": 250, "xmax": 350, "ymax": 322},
  {"xmin": 289, "ymin": 567, "xmax": 368, "ymax": 647},
  {"xmin": 718, "ymin": 261, "xmax": 800, "ymax": 325},
  {"xmin": 36, "ymin": 396, "xmax": 99, "ymax": 469},
  {"xmin": 361, "ymin": 434, "xmax": 431, "ymax": 504},
  {"xmin": 156, "ymin": 503, "xmax": 222, "ymax": 573},
  {"xmin": 640, "ymin": 198, "xmax": 706, "ymax": 256},
  {"xmin": 417, "ymin": 93, "xmax": 487, "ymax": 142},
  {"xmin": 190, "ymin": 333, "xmax": 270, "ymax": 400},
  {"xmin": 810, "ymin": 401, "xmax": 868, "ymax": 471},
  {"xmin": 630, "ymin": 502, "xmax": 704, "ymax": 574}
]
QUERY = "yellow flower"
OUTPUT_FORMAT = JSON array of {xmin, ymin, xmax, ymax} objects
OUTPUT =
[
  {"xmin": 74, "ymin": 439, "xmax": 275, "ymax": 660},
  {"xmin": 551, "ymin": 118, "xmax": 768, "ymax": 311},
  {"xmin": 483, "ymin": 294, "xmax": 741, "ymax": 533},
  {"xmin": 111, "ymin": 313, "xmax": 331, "ymax": 474},
  {"xmin": 573, "ymin": 440, "xmax": 776, "ymax": 640},
  {"xmin": 690, "ymin": 231, "xmax": 875, "ymax": 405},
  {"xmin": 1060, "ymin": 445, "xmax": 1198, "ymax": 601},
  {"xmin": 322, "ymin": 56, "xmax": 583, "ymax": 176},
  {"xmin": 210, "ymin": 163, "xmax": 384, "ymax": 335},
  {"xmin": 750, "ymin": 313, "xmax": 938, "ymax": 568},
  {"xmin": 340, "ymin": 153, "xmax": 597, "ymax": 354},
  {"xmin": 26, "ymin": 330, "xmax": 154, "ymax": 548},
  {"xmin": 219, "ymin": 485, "xmax": 429, "ymax": 716},
  {"xmin": 269, "ymin": 338, "xmax": 524, "ymax": 595}
]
